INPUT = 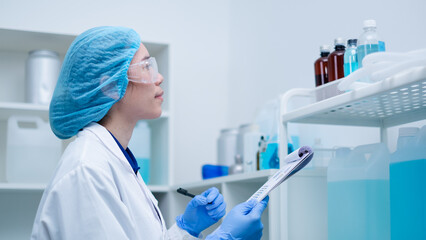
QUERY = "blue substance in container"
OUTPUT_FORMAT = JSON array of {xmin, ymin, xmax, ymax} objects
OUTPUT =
[{"xmin": 202, "ymin": 165, "xmax": 229, "ymax": 179}]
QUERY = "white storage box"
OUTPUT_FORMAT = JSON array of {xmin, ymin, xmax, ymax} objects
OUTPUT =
[{"xmin": 6, "ymin": 116, "xmax": 61, "ymax": 183}]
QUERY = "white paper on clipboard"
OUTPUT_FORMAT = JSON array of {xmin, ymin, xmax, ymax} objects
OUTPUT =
[{"xmin": 248, "ymin": 146, "xmax": 314, "ymax": 202}]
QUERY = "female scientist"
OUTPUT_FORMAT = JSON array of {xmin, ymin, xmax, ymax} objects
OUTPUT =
[{"xmin": 30, "ymin": 26, "xmax": 268, "ymax": 240}]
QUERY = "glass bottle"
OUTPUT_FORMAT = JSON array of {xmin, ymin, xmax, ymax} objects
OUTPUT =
[
  {"xmin": 314, "ymin": 45, "xmax": 331, "ymax": 86},
  {"xmin": 344, "ymin": 39, "xmax": 359, "ymax": 76},
  {"xmin": 328, "ymin": 38, "xmax": 346, "ymax": 82}
]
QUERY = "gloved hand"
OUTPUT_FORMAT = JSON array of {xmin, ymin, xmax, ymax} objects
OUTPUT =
[
  {"xmin": 205, "ymin": 196, "xmax": 269, "ymax": 240},
  {"xmin": 176, "ymin": 187, "xmax": 226, "ymax": 237}
]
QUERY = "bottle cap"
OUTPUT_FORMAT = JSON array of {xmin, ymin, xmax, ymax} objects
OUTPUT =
[
  {"xmin": 347, "ymin": 39, "xmax": 357, "ymax": 46},
  {"xmin": 234, "ymin": 154, "xmax": 243, "ymax": 164},
  {"xmin": 334, "ymin": 37, "xmax": 345, "ymax": 46},
  {"xmin": 363, "ymin": 19, "xmax": 377, "ymax": 28},
  {"xmin": 399, "ymin": 127, "xmax": 419, "ymax": 137},
  {"xmin": 320, "ymin": 45, "xmax": 331, "ymax": 53},
  {"xmin": 220, "ymin": 128, "xmax": 238, "ymax": 135}
]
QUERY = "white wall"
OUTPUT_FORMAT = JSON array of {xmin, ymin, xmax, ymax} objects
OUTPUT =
[
  {"xmin": 0, "ymin": 0, "xmax": 231, "ymax": 184},
  {"xmin": 227, "ymin": 0, "xmax": 426, "ymax": 149},
  {"xmin": 1, "ymin": 0, "xmax": 425, "ymax": 184}
]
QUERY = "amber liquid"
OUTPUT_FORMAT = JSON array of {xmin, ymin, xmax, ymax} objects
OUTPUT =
[
  {"xmin": 314, "ymin": 53, "xmax": 329, "ymax": 86},
  {"xmin": 328, "ymin": 46, "xmax": 345, "ymax": 82}
]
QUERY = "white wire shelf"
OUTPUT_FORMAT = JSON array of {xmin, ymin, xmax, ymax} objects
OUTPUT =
[{"xmin": 282, "ymin": 66, "xmax": 426, "ymax": 128}]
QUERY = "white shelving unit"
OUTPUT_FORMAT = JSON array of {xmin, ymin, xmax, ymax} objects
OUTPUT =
[
  {"xmin": 0, "ymin": 28, "xmax": 172, "ymax": 239},
  {"xmin": 0, "ymin": 27, "xmax": 284, "ymax": 240},
  {"xmin": 278, "ymin": 66, "xmax": 426, "ymax": 240}
]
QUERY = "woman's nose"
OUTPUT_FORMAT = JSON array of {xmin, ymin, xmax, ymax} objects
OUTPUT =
[{"xmin": 155, "ymin": 73, "xmax": 164, "ymax": 86}]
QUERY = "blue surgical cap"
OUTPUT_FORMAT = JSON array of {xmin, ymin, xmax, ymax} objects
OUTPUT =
[{"xmin": 49, "ymin": 26, "xmax": 141, "ymax": 139}]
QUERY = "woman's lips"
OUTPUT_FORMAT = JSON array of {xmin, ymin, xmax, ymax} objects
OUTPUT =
[{"xmin": 155, "ymin": 91, "xmax": 164, "ymax": 99}]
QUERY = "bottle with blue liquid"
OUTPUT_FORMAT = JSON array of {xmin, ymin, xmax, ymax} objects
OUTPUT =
[
  {"xmin": 344, "ymin": 39, "xmax": 358, "ymax": 76},
  {"xmin": 390, "ymin": 126, "xmax": 426, "ymax": 239},
  {"xmin": 128, "ymin": 121, "xmax": 151, "ymax": 184},
  {"xmin": 357, "ymin": 19, "xmax": 385, "ymax": 69},
  {"xmin": 328, "ymin": 143, "xmax": 390, "ymax": 240}
]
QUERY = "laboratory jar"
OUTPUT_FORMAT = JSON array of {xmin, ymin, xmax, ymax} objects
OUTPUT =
[
  {"xmin": 217, "ymin": 128, "xmax": 238, "ymax": 167},
  {"xmin": 237, "ymin": 123, "xmax": 262, "ymax": 173},
  {"xmin": 25, "ymin": 50, "xmax": 61, "ymax": 105}
]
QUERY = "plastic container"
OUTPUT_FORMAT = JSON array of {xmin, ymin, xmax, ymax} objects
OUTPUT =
[
  {"xmin": 390, "ymin": 126, "xmax": 426, "ymax": 239},
  {"xmin": 6, "ymin": 116, "xmax": 62, "ymax": 183},
  {"xmin": 236, "ymin": 124, "xmax": 262, "ymax": 173},
  {"xmin": 229, "ymin": 154, "xmax": 244, "ymax": 175},
  {"xmin": 202, "ymin": 164, "xmax": 229, "ymax": 179},
  {"xmin": 328, "ymin": 38, "xmax": 346, "ymax": 82},
  {"xmin": 314, "ymin": 45, "xmax": 331, "ymax": 87},
  {"xmin": 25, "ymin": 50, "xmax": 61, "ymax": 105},
  {"xmin": 328, "ymin": 143, "xmax": 390, "ymax": 240},
  {"xmin": 217, "ymin": 128, "xmax": 238, "ymax": 167},
  {"xmin": 128, "ymin": 121, "xmax": 151, "ymax": 184},
  {"xmin": 344, "ymin": 39, "xmax": 359, "ymax": 76},
  {"xmin": 357, "ymin": 20, "xmax": 386, "ymax": 69},
  {"xmin": 260, "ymin": 142, "xmax": 279, "ymax": 169}
]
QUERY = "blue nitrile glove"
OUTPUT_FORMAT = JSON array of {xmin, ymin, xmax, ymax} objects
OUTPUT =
[
  {"xmin": 205, "ymin": 196, "xmax": 269, "ymax": 240},
  {"xmin": 176, "ymin": 187, "xmax": 226, "ymax": 237}
]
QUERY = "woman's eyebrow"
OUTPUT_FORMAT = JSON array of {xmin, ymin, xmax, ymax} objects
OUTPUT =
[{"xmin": 141, "ymin": 55, "xmax": 150, "ymax": 61}]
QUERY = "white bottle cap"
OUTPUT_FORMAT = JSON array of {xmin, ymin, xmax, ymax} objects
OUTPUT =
[
  {"xmin": 334, "ymin": 37, "xmax": 345, "ymax": 46},
  {"xmin": 320, "ymin": 45, "xmax": 331, "ymax": 53},
  {"xmin": 363, "ymin": 19, "xmax": 377, "ymax": 28},
  {"xmin": 399, "ymin": 127, "xmax": 419, "ymax": 137}
]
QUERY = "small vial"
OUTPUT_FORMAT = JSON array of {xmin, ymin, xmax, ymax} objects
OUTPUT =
[{"xmin": 344, "ymin": 39, "xmax": 359, "ymax": 76}]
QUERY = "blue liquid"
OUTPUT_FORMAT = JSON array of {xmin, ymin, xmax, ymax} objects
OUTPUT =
[
  {"xmin": 357, "ymin": 42, "xmax": 386, "ymax": 68},
  {"xmin": 344, "ymin": 47, "xmax": 358, "ymax": 76},
  {"xmin": 344, "ymin": 62, "xmax": 359, "ymax": 77},
  {"xmin": 328, "ymin": 180, "xmax": 390, "ymax": 240},
  {"xmin": 260, "ymin": 143, "xmax": 279, "ymax": 169},
  {"xmin": 390, "ymin": 159, "xmax": 426, "ymax": 240},
  {"xmin": 136, "ymin": 158, "xmax": 150, "ymax": 184}
]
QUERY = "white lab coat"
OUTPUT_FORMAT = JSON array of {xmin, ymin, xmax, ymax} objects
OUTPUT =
[{"xmin": 31, "ymin": 123, "xmax": 199, "ymax": 240}]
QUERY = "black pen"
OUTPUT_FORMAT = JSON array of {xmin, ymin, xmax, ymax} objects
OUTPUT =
[
  {"xmin": 177, "ymin": 188, "xmax": 196, "ymax": 198},
  {"xmin": 177, "ymin": 188, "xmax": 214, "ymax": 204}
]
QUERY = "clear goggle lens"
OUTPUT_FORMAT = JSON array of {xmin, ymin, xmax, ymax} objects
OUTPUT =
[{"xmin": 127, "ymin": 57, "xmax": 159, "ymax": 83}]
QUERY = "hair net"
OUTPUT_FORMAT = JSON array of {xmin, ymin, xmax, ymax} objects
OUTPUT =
[{"xmin": 49, "ymin": 26, "xmax": 141, "ymax": 139}]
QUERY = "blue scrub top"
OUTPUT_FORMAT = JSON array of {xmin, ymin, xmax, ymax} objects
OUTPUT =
[{"xmin": 109, "ymin": 131, "xmax": 140, "ymax": 175}]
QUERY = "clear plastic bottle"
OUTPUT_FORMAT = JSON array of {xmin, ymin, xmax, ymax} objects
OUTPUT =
[
  {"xmin": 229, "ymin": 154, "xmax": 244, "ymax": 174},
  {"xmin": 128, "ymin": 121, "xmax": 151, "ymax": 183},
  {"xmin": 357, "ymin": 19, "xmax": 386, "ymax": 68},
  {"xmin": 314, "ymin": 45, "xmax": 331, "ymax": 87},
  {"xmin": 328, "ymin": 38, "xmax": 346, "ymax": 82},
  {"xmin": 344, "ymin": 39, "xmax": 358, "ymax": 76}
]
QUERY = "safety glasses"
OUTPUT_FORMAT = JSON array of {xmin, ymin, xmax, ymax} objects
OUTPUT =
[{"xmin": 127, "ymin": 57, "xmax": 159, "ymax": 84}]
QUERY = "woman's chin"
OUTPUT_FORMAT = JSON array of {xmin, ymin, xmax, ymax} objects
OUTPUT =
[{"xmin": 141, "ymin": 109, "xmax": 162, "ymax": 120}]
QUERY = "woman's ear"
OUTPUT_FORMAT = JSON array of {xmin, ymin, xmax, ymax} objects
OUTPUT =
[{"xmin": 100, "ymin": 75, "xmax": 120, "ymax": 100}]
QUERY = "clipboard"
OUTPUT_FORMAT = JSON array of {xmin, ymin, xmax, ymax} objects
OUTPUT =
[{"xmin": 248, "ymin": 146, "xmax": 314, "ymax": 202}]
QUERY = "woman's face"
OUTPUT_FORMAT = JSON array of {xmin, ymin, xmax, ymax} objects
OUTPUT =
[{"xmin": 118, "ymin": 43, "xmax": 164, "ymax": 121}]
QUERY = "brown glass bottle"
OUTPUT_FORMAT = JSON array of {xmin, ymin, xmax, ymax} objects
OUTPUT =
[
  {"xmin": 328, "ymin": 38, "xmax": 346, "ymax": 82},
  {"xmin": 314, "ymin": 45, "xmax": 331, "ymax": 87}
]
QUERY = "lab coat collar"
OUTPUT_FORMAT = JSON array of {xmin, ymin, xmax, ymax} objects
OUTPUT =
[
  {"xmin": 82, "ymin": 122, "xmax": 163, "ymax": 219},
  {"xmin": 83, "ymin": 122, "xmax": 133, "ymax": 173}
]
